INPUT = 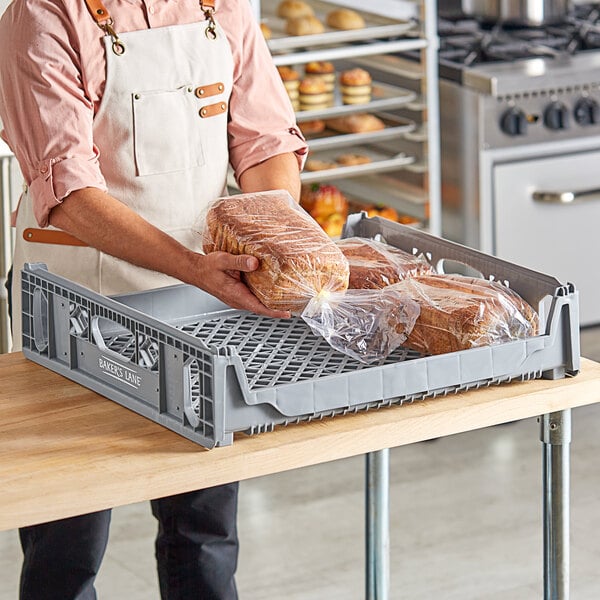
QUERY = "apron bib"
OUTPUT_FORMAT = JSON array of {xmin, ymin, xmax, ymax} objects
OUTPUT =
[{"xmin": 11, "ymin": 8, "xmax": 233, "ymax": 351}]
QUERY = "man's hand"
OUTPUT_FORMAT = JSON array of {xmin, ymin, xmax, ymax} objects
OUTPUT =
[{"xmin": 193, "ymin": 251, "xmax": 291, "ymax": 319}]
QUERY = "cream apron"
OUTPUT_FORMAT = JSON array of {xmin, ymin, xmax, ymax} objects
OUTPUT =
[{"xmin": 11, "ymin": 1, "xmax": 233, "ymax": 351}]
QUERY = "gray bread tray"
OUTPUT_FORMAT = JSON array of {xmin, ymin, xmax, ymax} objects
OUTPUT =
[{"xmin": 20, "ymin": 214, "xmax": 580, "ymax": 448}]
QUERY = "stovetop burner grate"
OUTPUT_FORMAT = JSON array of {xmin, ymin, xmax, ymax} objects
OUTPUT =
[{"xmin": 439, "ymin": 4, "xmax": 600, "ymax": 67}]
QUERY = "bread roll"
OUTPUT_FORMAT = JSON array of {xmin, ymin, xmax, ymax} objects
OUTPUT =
[
  {"xmin": 298, "ymin": 119, "xmax": 326, "ymax": 135},
  {"xmin": 340, "ymin": 68, "xmax": 372, "ymax": 104},
  {"xmin": 299, "ymin": 76, "xmax": 330, "ymax": 110},
  {"xmin": 286, "ymin": 15, "xmax": 325, "ymax": 36},
  {"xmin": 203, "ymin": 190, "xmax": 349, "ymax": 313},
  {"xmin": 326, "ymin": 8, "xmax": 365, "ymax": 30},
  {"xmin": 325, "ymin": 113, "xmax": 385, "ymax": 133},
  {"xmin": 277, "ymin": 0, "xmax": 314, "ymax": 19},
  {"xmin": 336, "ymin": 153, "xmax": 371, "ymax": 166}
]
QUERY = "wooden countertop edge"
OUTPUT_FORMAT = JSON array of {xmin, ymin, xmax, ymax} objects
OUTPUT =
[{"xmin": 1, "ymin": 352, "xmax": 599, "ymax": 530}]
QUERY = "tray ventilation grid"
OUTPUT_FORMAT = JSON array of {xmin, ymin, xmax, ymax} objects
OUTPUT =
[{"xmin": 179, "ymin": 314, "xmax": 419, "ymax": 391}]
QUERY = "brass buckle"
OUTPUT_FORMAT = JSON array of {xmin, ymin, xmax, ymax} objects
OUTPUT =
[
  {"xmin": 202, "ymin": 4, "xmax": 217, "ymax": 40},
  {"xmin": 100, "ymin": 17, "xmax": 126, "ymax": 55}
]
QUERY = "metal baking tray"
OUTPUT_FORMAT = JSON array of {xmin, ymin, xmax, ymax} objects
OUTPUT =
[
  {"xmin": 295, "ymin": 81, "xmax": 416, "ymax": 122},
  {"xmin": 301, "ymin": 146, "xmax": 415, "ymax": 183},
  {"xmin": 263, "ymin": 0, "xmax": 418, "ymax": 53},
  {"xmin": 305, "ymin": 115, "xmax": 416, "ymax": 152}
]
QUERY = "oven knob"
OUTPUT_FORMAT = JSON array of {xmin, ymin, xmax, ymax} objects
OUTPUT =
[
  {"xmin": 500, "ymin": 107, "xmax": 527, "ymax": 136},
  {"xmin": 544, "ymin": 101, "xmax": 569, "ymax": 130},
  {"xmin": 573, "ymin": 97, "xmax": 600, "ymax": 126}
]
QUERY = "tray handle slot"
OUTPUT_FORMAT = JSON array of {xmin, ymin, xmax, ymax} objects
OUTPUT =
[
  {"xmin": 91, "ymin": 316, "xmax": 135, "ymax": 363},
  {"xmin": 32, "ymin": 287, "xmax": 48, "ymax": 353}
]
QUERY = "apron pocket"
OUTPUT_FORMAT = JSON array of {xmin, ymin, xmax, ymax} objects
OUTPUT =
[{"xmin": 132, "ymin": 84, "xmax": 205, "ymax": 176}]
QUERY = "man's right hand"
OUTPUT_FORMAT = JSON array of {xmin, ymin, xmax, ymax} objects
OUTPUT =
[{"xmin": 191, "ymin": 251, "xmax": 291, "ymax": 319}]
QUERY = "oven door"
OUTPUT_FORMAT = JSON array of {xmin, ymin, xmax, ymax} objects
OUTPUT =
[{"xmin": 493, "ymin": 150, "xmax": 600, "ymax": 326}]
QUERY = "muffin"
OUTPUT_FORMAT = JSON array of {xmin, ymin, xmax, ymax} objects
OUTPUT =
[
  {"xmin": 299, "ymin": 76, "xmax": 330, "ymax": 111},
  {"xmin": 340, "ymin": 68, "xmax": 372, "ymax": 105}
]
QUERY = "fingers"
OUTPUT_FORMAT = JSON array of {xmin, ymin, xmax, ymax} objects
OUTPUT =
[
  {"xmin": 198, "ymin": 252, "xmax": 291, "ymax": 319},
  {"xmin": 214, "ymin": 252, "xmax": 259, "ymax": 273}
]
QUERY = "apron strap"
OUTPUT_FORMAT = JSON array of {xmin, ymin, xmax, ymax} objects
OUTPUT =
[
  {"xmin": 83, "ymin": 0, "xmax": 126, "ymax": 55},
  {"xmin": 83, "ymin": 0, "xmax": 112, "ymax": 26},
  {"xmin": 23, "ymin": 228, "xmax": 88, "ymax": 247}
]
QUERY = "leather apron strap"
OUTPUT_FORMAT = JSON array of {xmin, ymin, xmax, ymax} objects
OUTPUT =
[{"xmin": 23, "ymin": 228, "xmax": 87, "ymax": 247}]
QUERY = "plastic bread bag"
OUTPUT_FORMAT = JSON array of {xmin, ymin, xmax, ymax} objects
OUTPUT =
[
  {"xmin": 392, "ymin": 274, "xmax": 540, "ymax": 356},
  {"xmin": 336, "ymin": 237, "xmax": 434, "ymax": 289},
  {"xmin": 301, "ymin": 286, "xmax": 421, "ymax": 364},
  {"xmin": 200, "ymin": 190, "xmax": 350, "ymax": 314}
]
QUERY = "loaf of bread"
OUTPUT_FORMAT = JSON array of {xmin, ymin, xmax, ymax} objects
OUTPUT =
[
  {"xmin": 393, "ymin": 273, "xmax": 539, "ymax": 355},
  {"xmin": 202, "ymin": 191, "xmax": 350, "ymax": 313},
  {"xmin": 337, "ymin": 237, "xmax": 433, "ymax": 289}
]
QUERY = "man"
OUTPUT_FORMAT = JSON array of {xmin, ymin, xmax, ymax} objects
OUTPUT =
[{"xmin": 0, "ymin": 0, "xmax": 307, "ymax": 598}]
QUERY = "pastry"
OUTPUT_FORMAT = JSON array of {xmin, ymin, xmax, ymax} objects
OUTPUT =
[
  {"xmin": 340, "ymin": 68, "xmax": 372, "ymax": 104},
  {"xmin": 299, "ymin": 76, "xmax": 329, "ymax": 111},
  {"xmin": 325, "ymin": 113, "xmax": 385, "ymax": 133},
  {"xmin": 337, "ymin": 237, "xmax": 433, "ymax": 289},
  {"xmin": 305, "ymin": 61, "xmax": 336, "ymax": 106},
  {"xmin": 326, "ymin": 8, "xmax": 366, "ymax": 30},
  {"xmin": 285, "ymin": 15, "xmax": 325, "ymax": 36},
  {"xmin": 298, "ymin": 119, "xmax": 326, "ymax": 135},
  {"xmin": 203, "ymin": 190, "xmax": 349, "ymax": 313},
  {"xmin": 277, "ymin": 0, "xmax": 314, "ymax": 19},
  {"xmin": 300, "ymin": 183, "xmax": 348, "ymax": 237},
  {"xmin": 336, "ymin": 153, "xmax": 371, "ymax": 166}
]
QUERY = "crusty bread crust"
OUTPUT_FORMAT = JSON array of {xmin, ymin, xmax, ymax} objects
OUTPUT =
[
  {"xmin": 203, "ymin": 191, "xmax": 350, "ymax": 313},
  {"xmin": 338, "ymin": 237, "xmax": 433, "ymax": 289},
  {"xmin": 397, "ymin": 274, "xmax": 539, "ymax": 355}
]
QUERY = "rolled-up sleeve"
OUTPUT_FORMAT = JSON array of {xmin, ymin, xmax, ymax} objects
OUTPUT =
[
  {"xmin": 0, "ymin": 0, "xmax": 107, "ymax": 227},
  {"xmin": 225, "ymin": 0, "xmax": 308, "ymax": 180}
]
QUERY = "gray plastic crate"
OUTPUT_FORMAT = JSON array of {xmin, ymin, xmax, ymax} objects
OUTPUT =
[{"xmin": 20, "ymin": 214, "xmax": 580, "ymax": 448}]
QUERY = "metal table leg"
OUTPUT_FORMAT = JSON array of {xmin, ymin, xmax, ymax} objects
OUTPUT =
[
  {"xmin": 540, "ymin": 410, "xmax": 571, "ymax": 600},
  {"xmin": 366, "ymin": 449, "xmax": 390, "ymax": 600}
]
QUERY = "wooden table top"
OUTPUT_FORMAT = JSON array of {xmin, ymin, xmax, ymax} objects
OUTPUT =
[{"xmin": 2, "ymin": 351, "xmax": 600, "ymax": 531}]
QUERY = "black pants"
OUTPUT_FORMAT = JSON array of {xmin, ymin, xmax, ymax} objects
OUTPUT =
[{"xmin": 6, "ymin": 268, "xmax": 239, "ymax": 600}]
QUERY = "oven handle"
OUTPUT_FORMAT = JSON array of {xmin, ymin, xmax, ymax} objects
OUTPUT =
[{"xmin": 532, "ymin": 188, "xmax": 600, "ymax": 204}]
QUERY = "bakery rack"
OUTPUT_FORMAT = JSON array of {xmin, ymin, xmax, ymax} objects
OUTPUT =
[{"xmin": 257, "ymin": 0, "xmax": 441, "ymax": 234}]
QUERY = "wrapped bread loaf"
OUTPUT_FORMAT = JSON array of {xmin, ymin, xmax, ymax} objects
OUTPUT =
[
  {"xmin": 337, "ymin": 237, "xmax": 434, "ymax": 289},
  {"xmin": 202, "ymin": 190, "xmax": 350, "ymax": 313},
  {"xmin": 394, "ymin": 274, "xmax": 539, "ymax": 355}
]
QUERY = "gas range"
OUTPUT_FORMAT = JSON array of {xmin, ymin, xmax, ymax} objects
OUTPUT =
[
  {"xmin": 436, "ymin": 5, "xmax": 600, "ymax": 326},
  {"xmin": 439, "ymin": 5, "xmax": 600, "ymax": 88},
  {"xmin": 437, "ymin": 4, "xmax": 600, "ymax": 145}
]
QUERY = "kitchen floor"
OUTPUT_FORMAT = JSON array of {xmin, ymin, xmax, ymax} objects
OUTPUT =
[{"xmin": 1, "ymin": 328, "xmax": 599, "ymax": 599}]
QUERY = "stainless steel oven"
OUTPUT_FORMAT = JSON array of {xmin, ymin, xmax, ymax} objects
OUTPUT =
[{"xmin": 439, "ymin": 5, "xmax": 600, "ymax": 325}]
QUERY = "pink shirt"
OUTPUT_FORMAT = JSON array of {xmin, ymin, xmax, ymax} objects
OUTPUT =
[{"xmin": 0, "ymin": 0, "xmax": 307, "ymax": 226}]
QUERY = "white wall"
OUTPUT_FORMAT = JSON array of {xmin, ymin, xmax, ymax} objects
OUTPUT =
[{"xmin": 0, "ymin": 0, "xmax": 9, "ymax": 17}]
